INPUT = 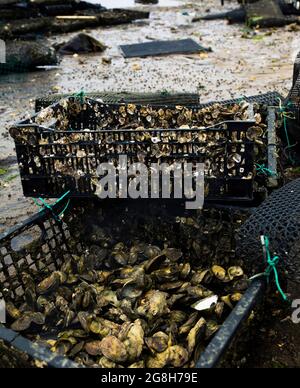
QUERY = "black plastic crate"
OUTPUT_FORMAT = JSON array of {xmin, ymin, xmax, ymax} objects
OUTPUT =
[
  {"xmin": 10, "ymin": 98, "xmax": 272, "ymax": 202},
  {"xmin": 0, "ymin": 201, "xmax": 265, "ymax": 368},
  {"xmin": 35, "ymin": 91, "xmax": 282, "ymax": 112}
]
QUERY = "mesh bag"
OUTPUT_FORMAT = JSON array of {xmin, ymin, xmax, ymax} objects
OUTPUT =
[
  {"xmin": 237, "ymin": 178, "xmax": 300, "ymax": 282},
  {"xmin": 284, "ymin": 51, "xmax": 300, "ymax": 144},
  {"xmin": 35, "ymin": 92, "xmax": 200, "ymax": 111},
  {"xmin": 287, "ymin": 50, "xmax": 300, "ymax": 109}
]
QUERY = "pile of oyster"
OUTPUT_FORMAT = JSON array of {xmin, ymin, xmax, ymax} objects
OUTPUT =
[
  {"xmin": 34, "ymin": 98, "xmax": 252, "ymax": 131},
  {"xmin": 6, "ymin": 249, "xmax": 246, "ymax": 368},
  {"xmin": 4, "ymin": 206, "xmax": 249, "ymax": 368}
]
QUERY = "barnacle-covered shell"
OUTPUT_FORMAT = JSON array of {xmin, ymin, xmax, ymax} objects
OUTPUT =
[
  {"xmin": 99, "ymin": 357, "xmax": 117, "ymax": 368},
  {"xmin": 146, "ymin": 345, "xmax": 189, "ymax": 368},
  {"xmin": 168, "ymin": 345, "xmax": 189, "ymax": 367},
  {"xmin": 145, "ymin": 331, "xmax": 169, "ymax": 354},
  {"xmin": 187, "ymin": 317, "xmax": 206, "ymax": 354},
  {"xmin": 123, "ymin": 319, "xmax": 144, "ymax": 362},
  {"xmin": 11, "ymin": 312, "xmax": 45, "ymax": 332},
  {"xmin": 37, "ymin": 271, "xmax": 65, "ymax": 295},
  {"xmin": 99, "ymin": 335, "xmax": 128, "ymax": 363},
  {"xmin": 6, "ymin": 302, "xmax": 21, "ymax": 320},
  {"xmin": 85, "ymin": 341, "xmax": 103, "ymax": 356},
  {"xmin": 228, "ymin": 266, "xmax": 244, "ymax": 280},
  {"xmin": 136, "ymin": 290, "xmax": 170, "ymax": 320},
  {"xmin": 246, "ymin": 126, "xmax": 263, "ymax": 141},
  {"xmin": 211, "ymin": 265, "xmax": 226, "ymax": 281}
]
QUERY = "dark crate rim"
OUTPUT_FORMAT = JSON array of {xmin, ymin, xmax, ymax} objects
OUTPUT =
[{"xmin": 0, "ymin": 204, "xmax": 265, "ymax": 368}]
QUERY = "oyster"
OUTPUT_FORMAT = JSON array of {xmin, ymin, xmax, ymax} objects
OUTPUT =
[
  {"xmin": 11, "ymin": 312, "xmax": 45, "ymax": 332},
  {"xmin": 179, "ymin": 312, "xmax": 199, "ymax": 336},
  {"xmin": 99, "ymin": 357, "xmax": 117, "ymax": 368},
  {"xmin": 211, "ymin": 265, "xmax": 226, "ymax": 281},
  {"xmin": 163, "ymin": 248, "xmax": 182, "ymax": 262},
  {"xmin": 145, "ymin": 332, "xmax": 169, "ymax": 354},
  {"xmin": 228, "ymin": 266, "xmax": 244, "ymax": 280},
  {"xmin": 168, "ymin": 345, "xmax": 189, "ymax": 367},
  {"xmin": 246, "ymin": 126, "xmax": 263, "ymax": 141},
  {"xmin": 37, "ymin": 271, "xmax": 65, "ymax": 295},
  {"xmin": 231, "ymin": 292, "xmax": 243, "ymax": 303},
  {"xmin": 99, "ymin": 336, "xmax": 128, "ymax": 363},
  {"xmin": 147, "ymin": 345, "xmax": 189, "ymax": 368},
  {"xmin": 6, "ymin": 302, "xmax": 21, "ymax": 320},
  {"xmin": 187, "ymin": 317, "xmax": 206, "ymax": 355},
  {"xmin": 85, "ymin": 341, "xmax": 103, "ymax": 356},
  {"xmin": 122, "ymin": 319, "xmax": 144, "ymax": 362},
  {"xmin": 89, "ymin": 318, "xmax": 120, "ymax": 338},
  {"xmin": 136, "ymin": 290, "xmax": 170, "ymax": 320}
]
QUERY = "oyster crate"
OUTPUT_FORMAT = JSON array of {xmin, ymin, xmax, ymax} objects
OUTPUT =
[
  {"xmin": 10, "ymin": 98, "xmax": 275, "ymax": 203},
  {"xmin": 0, "ymin": 200, "xmax": 265, "ymax": 368}
]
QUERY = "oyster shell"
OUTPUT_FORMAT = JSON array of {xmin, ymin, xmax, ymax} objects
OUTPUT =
[
  {"xmin": 145, "ymin": 332, "xmax": 169, "ymax": 354},
  {"xmin": 37, "ymin": 272, "xmax": 65, "ymax": 295},
  {"xmin": 136, "ymin": 290, "xmax": 170, "ymax": 320},
  {"xmin": 99, "ymin": 336, "xmax": 128, "ymax": 363}
]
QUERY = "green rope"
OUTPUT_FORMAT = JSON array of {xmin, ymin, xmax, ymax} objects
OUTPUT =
[
  {"xmin": 255, "ymin": 163, "xmax": 277, "ymax": 177},
  {"xmin": 32, "ymin": 190, "xmax": 71, "ymax": 223},
  {"xmin": 237, "ymin": 95, "xmax": 247, "ymax": 104},
  {"xmin": 262, "ymin": 236, "xmax": 288, "ymax": 303},
  {"xmin": 73, "ymin": 90, "xmax": 86, "ymax": 104}
]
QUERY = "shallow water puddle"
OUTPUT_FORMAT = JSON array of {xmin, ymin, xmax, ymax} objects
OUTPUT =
[{"xmin": 89, "ymin": 0, "xmax": 181, "ymax": 8}]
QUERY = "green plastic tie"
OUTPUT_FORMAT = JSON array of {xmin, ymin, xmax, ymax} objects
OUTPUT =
[
  {"xmin": 73, "ymin": 90, "xmax": 86, "ymax": 104},
  {"xmin": 237, "ymin": 95, "xmax": 246, "ymax": 104},
  {"xmin": 262, "ymin": 236, "xmax": 288, "ymax": 303},
  {"xmin": 255, "ymin": 163, "xmax": 277, "ymax": 177},
  {"xmin": 32, "ymin": 190, "xmax": 71, "ymax": 223}
]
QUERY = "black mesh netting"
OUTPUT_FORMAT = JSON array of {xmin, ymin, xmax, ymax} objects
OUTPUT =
[{"xmin": 237, "ymin": 178, "xmax": 300, "ymax": 282}]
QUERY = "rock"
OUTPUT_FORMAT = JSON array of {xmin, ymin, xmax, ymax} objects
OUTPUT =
[
  {"xmin": 57, "ymin": 33, "xmax": 107, "ymax": 55},
  {"xmin": 0, "ymin": 0, "xmax": 18, "ymax": 4},
  {"xmin": 193, "ymin": 8, "xmax": 246, "ymax": 24},
  {"xmin": 0, "ymin": 40, "xmax": 59, "ymax": 74},
  {"xmin": 0, "ymin": 10, "xmax": 150, "ymax": 40},
  {"xmin": 246, "ymin": 0, "xmax": 287, "ymax": 28},
  {"xmin": 102, "ymin": 57, "xmax": 112, "ymax": 65}
]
